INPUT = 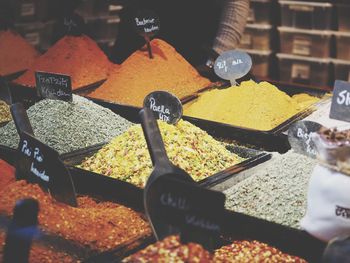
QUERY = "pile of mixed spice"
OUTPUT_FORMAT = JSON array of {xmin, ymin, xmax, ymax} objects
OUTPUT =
[
  {"xmin": 184, "ymin": 80, "xmax": 320, "ymax": 131},
  {"xmin": 15, "ymin": 35, "xmax": 112, "ymax": 89},
  {"xmin": 122, "ymin": 235, "xmax": 306, "ymax": 262},
  {"xmin": 225, "ymin": 150, "xmax": 316, "ymax": 228},
  {"xmin": 0, "ymin": 159, "xmax": 151, "ymax": 261},
  {"xmin": 79, "ymin": 120, "xmax": 244, "ymax": 187},
  {"xmin": 0, "ymin": 100, "xmax": 11, "ymax": 124},
  {"xmin": 88, "ymin": 39, "xmax": 211, "ymax": 107},
  {"xmin": 0, "ymin": 95, "xmax": 132, "ymax": 154},
  {"xmin": 0, "ymin": 30, "xmax": 40, "ymax": 76}
]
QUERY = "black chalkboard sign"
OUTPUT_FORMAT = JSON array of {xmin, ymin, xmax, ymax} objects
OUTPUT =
[
  {"xmin": 330, "ymin": 80, "xmax": 350, "ymax": 123},
  {"xmin": 143, "ymin": 91, "xmax": 183, "ymax": 124},
  {"xmin": 145, "ymin": 175, "xmax": 225, "ymax": 250},
  {"xmin": 17, "ymin": 131, "xmax": 77, "ymax": 207},
  {"xmin": 3, "ymin": 199, "xmax": 39, "ymax": 263},
  {"xmin": 35, "ymin": 72, "xmax": 72, "ymax": 102},
  {"xmin": 140, "ymin": 108, "xmax": 225, "ymax": 250},
  {"xmin": 134, "ymin": 9, "xmax": 160, "ymax": 59},
  {"xmin": 288, "ymin": 120, "xmax": 323, "ymax": 159},
  {"xmin": 134, "ymin": 9, "xmax": 160, "ymax": 37},
  {"xmin": 0, "ymin": 77, "xmax": 12, "ymax": 105}
]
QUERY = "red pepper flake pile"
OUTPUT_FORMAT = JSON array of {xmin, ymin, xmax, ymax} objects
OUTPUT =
[
  {"xmin": 0, "ymin": 159, "xmax": 16, "ymax": 187},
  {"xmin": 122, "ymin": 235, "xmax": 211, "ymax": 263},
  {"xmin": 15, "ymin": 35, "xmax": 112, "ymax": 90},
  {"xmin": 88, "ymin": 39, "xmax": 211, "ymax": 107},
  {"xmin": 213, "ymin": 240, "xmax": 307, "ymax": 263},
  {"xmin": 123, "ymin": 236, "xmax": 307, "ymax": 263},
  {"xmin": 0, "ymin": 161, "xmax": 151, "ymax": 260},
  {"xmin": 0, "ymin": 30, "xmax": 40, "ymax": 76}
]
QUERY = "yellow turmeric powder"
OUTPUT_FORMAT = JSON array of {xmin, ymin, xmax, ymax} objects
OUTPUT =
[
  {"xmin": 88, "ymin": 39, "xmax": 211, "ymax": 107},
  {"xmin": 184, "ymin": 80, "xmax": 319, "ymax": 131}
]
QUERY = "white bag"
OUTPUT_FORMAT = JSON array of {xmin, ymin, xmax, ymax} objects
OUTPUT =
[{"xmin": 301, "ymin": 164, "xmax": 350, "ymax": 242}]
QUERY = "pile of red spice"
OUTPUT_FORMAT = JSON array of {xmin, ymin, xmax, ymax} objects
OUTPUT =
[
  {"xmin": 0, "ymin": 30, "xmax": 40, "ymax": 76},
  {"xmin": 0, "ymin": 159, "xmax": 151, "ymax": 261},
  {"xmin": 88, "ymin": 39, "xmax": 211, "ymax": 107},
  {"xmin": 123, "ymin": 235, "xmax": 307, "ymax": 262},
  {"xmin": 15, "ymin": 35, "xmax": 112, "ymax": 90}
]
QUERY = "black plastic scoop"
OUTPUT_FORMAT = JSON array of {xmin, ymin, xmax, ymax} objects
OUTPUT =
[
  {"xmin": 140, "ymin": 108, "xmax": 226, "ymax": 248},
  {"xmin": 140, "ymin": 107, "xmax": 193, "ymax": 239}
]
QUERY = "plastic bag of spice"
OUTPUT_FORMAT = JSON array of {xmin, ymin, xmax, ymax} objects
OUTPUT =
[{"xmin": 301, "ymin": 128, "xmax": 350, "ymax": 242}]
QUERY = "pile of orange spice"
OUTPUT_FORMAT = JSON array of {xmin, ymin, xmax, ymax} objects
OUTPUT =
[
  {"xmin": 88, "ymin": 39, "xmax": 211, "ymax": 107},
  {"xmin": 0, "ymin": 160, "xmax": 151, "ymax": 261},
  {"xmin": 15, "ymin": 35, "xmax": 112, "ymax": 90},
  {"xmin": 0, "ymin": 30, "xmax": 40, "ymax": 76}
]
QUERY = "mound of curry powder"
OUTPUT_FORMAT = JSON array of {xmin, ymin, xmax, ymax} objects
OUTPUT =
[{"xmin": 184, "ymin": 80, "xmax": 320, "ymax": 131}]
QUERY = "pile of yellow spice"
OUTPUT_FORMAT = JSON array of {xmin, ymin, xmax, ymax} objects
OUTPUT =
[
  {"xmin": 184, "ymin": 80, "xmax": 320, "ymax": 131},
  {"xmin": 79, "ymin": 120, "xmax": 244, "ymax": 188}
]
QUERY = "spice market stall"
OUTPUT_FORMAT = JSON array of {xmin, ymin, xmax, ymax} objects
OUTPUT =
[{"xmin": 2, "ymin": 1, "xmax": 350, "ymax": 262}]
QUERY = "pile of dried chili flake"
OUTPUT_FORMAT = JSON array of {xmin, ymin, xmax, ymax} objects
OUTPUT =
[
  {"xmin": 123, "ymin": 236, "xmax": 307, "ymax": 263},
  {"xmin": 0, "ymin": 159, "xmax": 151, "ymax": 262}
]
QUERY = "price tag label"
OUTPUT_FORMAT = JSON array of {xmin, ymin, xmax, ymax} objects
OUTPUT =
[
  {"xmin": 35, "ymin": 72, "xmax": 72, "ymax": 102},
  {"xmin": 214, "ymin": 50, "xmax": 252, "ymax": 85},
  {"xmin": 134, "ymin": 10, "xmax": 160, "ymax": 37},
  {"xmin": 16, "ymin": 131, "xmax": 77, "ymax": 207},
  {"xmin": 143, "ymin": 91, "xmax": 183, "ymax": 124},
  {"xmin": 330, "ymin": 80, "xmax": 350, "ymax": 123},
  {"xmin": 288, "ymin": 120, "xmax": 323, "ymax": 158},
  {"xmin": 144, "ymin": 175, "xmax": 225, "ymax": 249}
]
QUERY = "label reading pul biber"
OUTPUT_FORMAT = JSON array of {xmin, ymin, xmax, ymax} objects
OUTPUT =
[
  {"xmin": 330, "ymin": 80, "xmax": 350, "ymax": 123},
  {"xmin": 35, "ymin": 72, "xmax": 72, "ymax": 102},
  {"xmin": 134, "ymin": 10, "xmax": 160, "ymax": 37},
  {"xmin": 144, "ymin": 175, "xmax": 225, "ymax": 250},
  {"xmin": 288, "ymin": 120, "xmax": 323, "ymax": 159},
  {"xmin": 144, "ymin": 91, "xmax": 182, "ymax": 124},
  {"xmin": 214, "ymin": 50, "xmax": 252, "ymax": 85},
  {"xmin": 17, "ymin": 132, "xmax": 77, "ymax": 207}
]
